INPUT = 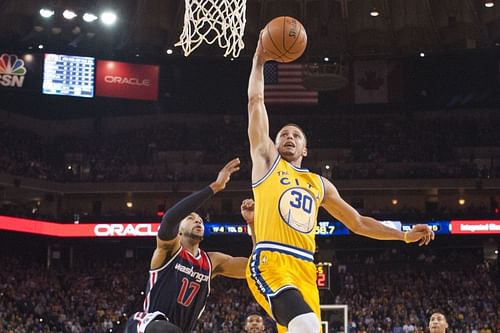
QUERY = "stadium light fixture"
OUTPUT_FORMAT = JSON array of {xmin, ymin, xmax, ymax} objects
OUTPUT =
[
  {"xmin": 101, "ymin": 11, "xmax": 117, "ymax": 25},
  {"xmin": 83, "ymin": 12, "xmax": 98, "ymax": 22},
  {"xmin": 39, "ymin": 8, "xmax": 55, "ymax": 18},
  {"xmin": 63, "ymin": 9, "xmax": 77, "ymax": 20},
  {"xmin": 370, "ymin": 7, "xmax": 380, "ymax": 17}
]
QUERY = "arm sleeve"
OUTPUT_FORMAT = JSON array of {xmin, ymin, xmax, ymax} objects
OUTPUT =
[{"xmin": 157, "ymin": 186, "xmax": 214, "ymax": 241}]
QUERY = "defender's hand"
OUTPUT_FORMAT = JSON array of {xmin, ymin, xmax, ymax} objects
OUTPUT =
[
  {"xmin": 241, "ymin": 198, "xmax": 255, "ymax": 225},
  {"xmin": 210, "ymin": 158, "xmax": 240, "ymax": 193}
]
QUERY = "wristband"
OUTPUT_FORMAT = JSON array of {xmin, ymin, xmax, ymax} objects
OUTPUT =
[{"xmin": 403, "ymin": 231, "xmax": 410, "ymax": 244}]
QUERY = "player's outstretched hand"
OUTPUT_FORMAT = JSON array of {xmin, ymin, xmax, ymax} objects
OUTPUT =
[
  {"xmin": 406, "ymin": 224, "xmax": 435, "ymax": 246},
  {"xmin": 241, "ymin": 198, "xmax": 255, "ymax": 225},
  {"xmin": 210, "ymin": 158, "xmax": 240, "ymax": 193}
]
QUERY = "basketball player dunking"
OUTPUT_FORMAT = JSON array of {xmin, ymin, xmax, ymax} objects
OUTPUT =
[
  {"xmin": 125, "ymin": 158, "xmax": 253, "ymax": 333},
  {"xmin": 245, "ymin": 35, "xmax": 436, "ymax": 333}
]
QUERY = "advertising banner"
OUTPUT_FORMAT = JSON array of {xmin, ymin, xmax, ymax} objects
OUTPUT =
[
  {"xmin": 450, "ymin": 220, "xmax": 500, "ymax": 234},
  {"xmin": 96, "ymin": 60, "xmax": 159, "ymax": 100}
]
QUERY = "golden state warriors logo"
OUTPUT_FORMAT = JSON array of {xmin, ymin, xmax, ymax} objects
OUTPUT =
[{"xmin": 278, "ymin": 187, "xmax": 316, "ymax": 233}]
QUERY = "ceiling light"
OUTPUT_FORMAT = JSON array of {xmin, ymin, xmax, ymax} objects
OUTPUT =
[
  {"xmin": 166, "ymin": 49, "xmax": 173, "ymax": 55},
  {"xmin": 484, "ymin": 1, "xmax": 495, "ymax": 8},
  {"xmin": 370, "ymin": 8, "xmax": 380, "ymax": 17},
  {"xmin": 458, "ymin": 198, "xmax": 465, "ymax": 206},
  {"xmin": 101, "ymin": 11, "xmax": 117, "ymax": 25},
  {"xmin": 126, "ymin": 201, "xmax": 133, "ymax": 208},
  {"xmin": 83, "ymin": 13, "xmax": 98, "ymax": 22},
  {"xmin": 63, "ymin": 9, "xmax": 77, "ymax": 20},
  {"xmin": 39, "ymin": 8, "xmax": 54, "ymax": 18},
  {"xmin": 392, "ymin": 199, "xmax": 398, "ymax": 205},
  {"xmin": 38, "ymin": 44, "xmax": 44, "ymax": 49},
  {"xmin": 324, "ymin": 57, "xmax": 329, "ymax": 62},
  {"xmin": 419, "ymin": 52, "xmax": 425, "ymax": 57}
]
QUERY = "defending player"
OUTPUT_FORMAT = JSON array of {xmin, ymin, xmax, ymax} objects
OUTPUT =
[
  {"xmin": 245, "ymin": 35, "xmax": 435, "ymax": 333},
  {"xmin": 125, "ymin": 158, "xmax": 253, "ymax": 333}
]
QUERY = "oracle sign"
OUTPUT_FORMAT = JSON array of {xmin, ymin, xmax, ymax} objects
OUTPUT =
[
  {"xmin": 103, "ymin": 76, "xmax": 151, "ymax": 86},
  {"xmin": 0, "ymin": 215, "xmax": 160, "ymax": 238},
  {"xmin": 96, "ymin": 60, "xmax": 159, "ymax": 100},
  {"xmin": 94, "ymin": 223, "xmax": 158, "ymax": 237}
]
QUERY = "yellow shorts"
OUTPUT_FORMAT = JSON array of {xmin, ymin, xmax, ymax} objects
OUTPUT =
[{"xmin": 245, "ymin": 241, "xmax": 321, "ymax": 333}]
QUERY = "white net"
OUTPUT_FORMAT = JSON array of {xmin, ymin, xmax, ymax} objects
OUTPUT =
[{"xmin": 175, "ymin": 0, "xmax": 247, "ymax": 58}]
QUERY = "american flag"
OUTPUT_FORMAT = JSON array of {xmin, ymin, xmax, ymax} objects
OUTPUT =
[{"xmin": 264, "ymin": 63, "xmax": 318, "ymax": 105}]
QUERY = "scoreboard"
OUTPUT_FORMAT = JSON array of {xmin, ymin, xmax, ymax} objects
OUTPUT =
[{"xmin": 42, "ymin": 53, "xmax": 95, "ymax": 98}]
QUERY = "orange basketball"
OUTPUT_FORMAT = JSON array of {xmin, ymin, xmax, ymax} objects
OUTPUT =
[{"xmin": 261, "ymin": 16, "xmax": 307, "ymax": 63}]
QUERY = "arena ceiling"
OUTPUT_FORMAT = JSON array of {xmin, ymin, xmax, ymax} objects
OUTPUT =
[{"xmin": 1, "ymin": 0, "xmax": 500, "ymax": 61}]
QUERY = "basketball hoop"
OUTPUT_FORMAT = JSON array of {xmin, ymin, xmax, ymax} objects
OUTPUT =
[
  {"xmin": 175, "ymin": 0, "xmax": 247, "ymax": 58},
  {"xmin": 303, "ymin": 62, "xmax": 349, "ymax": 91}
]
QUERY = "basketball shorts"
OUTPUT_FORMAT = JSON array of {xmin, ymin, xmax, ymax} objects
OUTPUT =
[{"xmin": 245, "ymin": 241, "xmax": 321, "ymax": 333}]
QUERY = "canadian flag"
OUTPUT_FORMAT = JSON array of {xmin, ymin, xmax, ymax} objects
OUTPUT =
[
  {"xmin": 335, "ymin": 60, "xmax": 403, "ymax": 105},
  {"xmin": 354, "ymin": 60, "xmax": 388, "ymax": 104}
]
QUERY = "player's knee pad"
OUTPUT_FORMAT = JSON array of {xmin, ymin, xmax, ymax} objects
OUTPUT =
[
  {"xmin": 287, "ymin": 313, "xmax": 320, "ymax": 333},
  {"xmin": 145, "ymin": 320, "xmax": 183, "ymax": 333}
]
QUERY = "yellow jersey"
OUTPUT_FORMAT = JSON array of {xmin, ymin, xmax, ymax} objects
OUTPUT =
[{"xmin": 252, "ymin": 155, "xmax": 325, "ymax": 253}]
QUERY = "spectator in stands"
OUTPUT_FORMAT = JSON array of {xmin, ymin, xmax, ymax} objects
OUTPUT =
[
  {"xmin": 244, "ymin": 314, "xmax": 266, "ymax": 333},
  {"xmin": 428, "ymin": 312, "xmax": 448, "ymax": 333}
]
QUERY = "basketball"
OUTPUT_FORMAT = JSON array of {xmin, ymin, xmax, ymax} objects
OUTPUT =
[{"xmin": 261, "ymin": 16, "xmax": 307, "ymax": 63}]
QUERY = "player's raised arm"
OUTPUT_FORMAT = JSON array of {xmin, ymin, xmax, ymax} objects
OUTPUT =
[
  {"xmin": 247, "ymin": 34, "xmax": 278, "ymax": 178},
  {"xmin": 151, "ymin": 158, "xmax": 240, "ymax": 269},
  {"xmin": 320, "ymin": 176, "xmax": 435, "ymax": 245}
]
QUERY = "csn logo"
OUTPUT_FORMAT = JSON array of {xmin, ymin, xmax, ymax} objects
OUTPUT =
[
  {"xmin": 0, "ymin": 54, "xmax": 27, "ymax": 88},
  {"xmin": 104, "ymin": 75, "xmax": 151, "ymax": 86},
  {"xmin": 93, "ymin": 223, "xmax": 158, "ymax": 237}
]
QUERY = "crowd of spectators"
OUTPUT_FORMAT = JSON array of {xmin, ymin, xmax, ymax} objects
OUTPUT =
[
  {"xmin": 1, "ymin": 110, "xmax": 500, "ymax": 183},
  {"xmin": 0, "ymin": 257, "xmax": 143, "ymax": 333},
  {"xmin": 1, "ymin": 246, "xmax": 497, "ymax": 333},
  {"xmin": 334, "ymin": 248, "xmax": 499, "ymax": 333}
]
